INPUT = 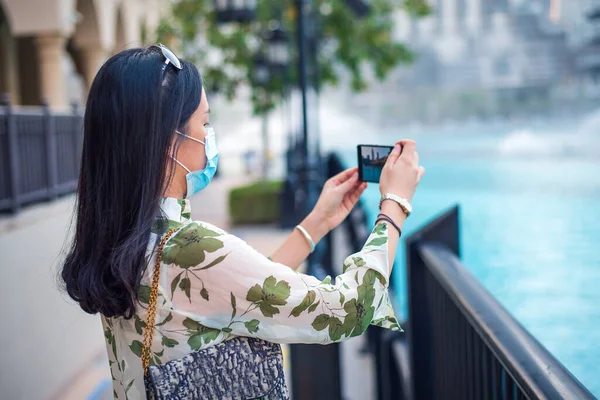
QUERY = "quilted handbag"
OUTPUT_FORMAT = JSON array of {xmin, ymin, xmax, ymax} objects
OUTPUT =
[{"xmin": 142, "ymin": 228, "xmax": 290, "ymax": 399}]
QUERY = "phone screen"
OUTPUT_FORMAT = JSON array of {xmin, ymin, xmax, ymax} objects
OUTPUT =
[{"xmin": 357, "ymin": 145, "xmax": 394, "ymax": 183}]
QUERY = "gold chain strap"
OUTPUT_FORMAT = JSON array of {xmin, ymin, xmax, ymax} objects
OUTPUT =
[{"xmin": 142, "ymin": 228, "xmax": 178, "ymax": 376}]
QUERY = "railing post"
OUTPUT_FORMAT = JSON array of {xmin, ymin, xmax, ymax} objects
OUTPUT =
[
  {"xmin": 42, "ymin": 98, "xmax": 58, "ymax": 200},
  {"xmin": 406, "ymin": 237, "xmax": 434, "ymax": 400},
  {"xmin": 3, "ymin": 94, "xmax": 21, "ymax": 213},
  {"xmin": 405, "ymin": 206, "xmax": 461, "ymax": 400}
]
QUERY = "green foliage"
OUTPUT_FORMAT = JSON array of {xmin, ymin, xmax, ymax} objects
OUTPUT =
[
  {"xmin": 228, "ymin": 180, "xmax": 283, "ymax": 225},
  {"xmin": 155, "ymin": 0, "xmax": 430, "ymax": 115}
]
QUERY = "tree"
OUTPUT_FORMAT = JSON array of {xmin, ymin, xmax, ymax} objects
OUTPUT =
[{"xmin": 156, "ymin": 0, "xmax": 431, "ymax": 115}]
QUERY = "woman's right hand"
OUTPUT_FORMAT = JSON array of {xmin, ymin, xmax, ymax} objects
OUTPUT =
[{"xmin": 379, "ymin": 139, "xmax": 425, "ymax": 201}]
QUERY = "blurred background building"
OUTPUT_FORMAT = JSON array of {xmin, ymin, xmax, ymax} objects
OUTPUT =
[
  {"xmin": 337, "ymin": 0, "xmax": 600, "ymax": 124},
  {"xmin": 0, "ymin": 0, "xmax": 165, "ymax": 109}
]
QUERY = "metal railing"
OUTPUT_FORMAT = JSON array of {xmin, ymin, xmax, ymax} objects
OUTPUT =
[
  {"xmin": 0, "ymin": 97, "xmax": 83, "ymax": 213},
  {"xmin": 405, "ymin": 206, "xmax": 595, "ymax": 400}
]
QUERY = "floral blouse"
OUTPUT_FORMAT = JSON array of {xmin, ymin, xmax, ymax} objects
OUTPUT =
[{"xmin": 102, "ymin": 197, "xmax": 401, "ymax": 399}]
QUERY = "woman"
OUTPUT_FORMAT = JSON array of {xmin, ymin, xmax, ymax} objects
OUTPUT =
[{"xmin": 61, "ymin": 45, "xmax": 424, "ymax": 399}]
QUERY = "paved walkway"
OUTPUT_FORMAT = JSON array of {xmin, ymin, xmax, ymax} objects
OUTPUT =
[{"xmin": 0, "ymin": 176, "xmax": 375, "ymax": 399}]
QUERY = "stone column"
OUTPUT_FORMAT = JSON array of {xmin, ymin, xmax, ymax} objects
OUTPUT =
[
  {"xmin": 79, "ymin": 46, "xmax": 107, "ymax": 90},
  {"xmin": 34, "ymin": 33, "xmax": 67, "ymax": 109}
]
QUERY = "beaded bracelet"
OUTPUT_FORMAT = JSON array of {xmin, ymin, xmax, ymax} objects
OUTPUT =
[{"xmin": 376, "ymin": 213, "xmax": 402, "ymax": 237}]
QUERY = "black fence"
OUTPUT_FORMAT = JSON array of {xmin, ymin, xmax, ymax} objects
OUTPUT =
[
  {"xmin": 404, "ymin": 207, "xmax": 595, "ymax": 400},
  {"xmin": 0, "ymin": 98, "xmax": 83, "ymax": 213},
  {"xmin": 285, "ymin": 151, "xmax": 595, "ymax": 400}
]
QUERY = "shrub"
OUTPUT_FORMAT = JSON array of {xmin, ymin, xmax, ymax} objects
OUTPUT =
[{"xmin": 228, "ymin": 180, "xmax": 283, "ymax": 225}]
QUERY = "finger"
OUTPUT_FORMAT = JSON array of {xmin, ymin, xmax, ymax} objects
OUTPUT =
[
  {"xmin": 398, "ymin": 139, "xmax": 416, "ymax": 157},
  {"xmin": 352, "ymin": 182, "xmax": 368, "ymax": 202},
  {"xmin": 385, "ymin": 144, "xmax": 402, "ymax": 167},
  {"xmin": 414, "ymin": 151, "xmax": 419, "ymax": 166},
  {"xmin": 331, "ymin": 167, "xmax": 358, "ymax": 185},
  {"xmin": 344, "ymin": 182, "xmax": 367, "ymax": 207},
  {"xmin": 416, "ymin": 166, "xmax": 426, "ymax": 183},
  {"xmin": 337, "ymin": 171, "xmax": 359, "ymax": 192}
]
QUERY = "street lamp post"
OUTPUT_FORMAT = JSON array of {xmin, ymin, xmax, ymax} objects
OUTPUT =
[
  {"xmin": 295, "ymin": 0, "xmax": 312, "ymax": 220},
  {"xmin": 253, "ymin": 23, "xmax": 290, "ymax": 180}
]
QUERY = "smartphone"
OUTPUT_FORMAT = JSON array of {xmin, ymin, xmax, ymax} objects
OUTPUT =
[{"xmin": 357, "ymin": 144, "xmax": 394, "ymax": 183}]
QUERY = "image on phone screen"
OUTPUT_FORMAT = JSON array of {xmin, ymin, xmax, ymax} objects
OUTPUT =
[{"xmin": 357, "ymin": 145, "xmax": 394, "ymax": 183}]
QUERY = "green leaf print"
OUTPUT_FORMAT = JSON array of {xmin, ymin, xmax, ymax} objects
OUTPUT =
[
  {"xmin": 138, "ymin": 285, "xmax": 151, "ymax": 304},
  {"xmin": 245, "ymin": 319, "xmax": 260, "ymax": 334},
  {"xmin": 183, "ymin": 317, "xmax": 221, "ymax": 350},
  {"xmin": 366, "ymin": 237, "xmax": 387, "ymax": 247},
  {"xmin": 341, "ymin": 270, "xmax": 378, "ymax": 338},
  {"xmin": 222, "ymin": 327, "xmax": 233, "ymax": 333},
  {"xmin": 339, "ymin": 292, "xmax": 345, "ymax": 305},
  {"xmin": 230, "ymin": 293, "xmax": 237, "ymax": 319},
  {"xmin": 343, "ymin": 262, "xmax": 351, "ymax": 273},
  {"xmin": 200, "ymin": 288, "xmax": 209, "ymax": 301},
  {"xmin": 162, "ymin": 223, "xmax": 224, "ymax": 268},
  {"xmin": 289, "ymin": 290, "xmax": 316, "ymax": 317},
  {"xmin": 183, "ymin": 318, "xmax": 202, "ymax": 331},
  {"xmin": 188, "ymin": 329, "xmax": 220, "ymax": 350},
  {"xmin": 308, "ymin": 301, "xmax": 320, "ymax": 313},
  {"xmin": 161, "ymin": 336, "xmax": 179, "ymax": 348},
  {"xmin": 312, "ymin": 314, "xmax": 331, "ymax": 331},
  {"xmin": 104, "ymin": 327, "xmax": 113, "ymax": 343},
  {"xmin": 197, "ymin": 254, "xmax": 229, "ymax": 270},
  {"xmin": 321, "ymin": 276, "xmax": 332, "ymax": 284},
  {"xmin": 179, "ymin": 277, "xmax": 191, "ymax": 302},
  {"xmin": 125, "ymin": 379, "xmax": 135, "ymax": 393},
  {"xmin": 129, "ymin": 340, "xmax": 143, "ymax": 358},
  {"xmin": 352, "ymin": 257, "xmax": 366, "ymax": 267},
  {"xmin": 155, "ymin": 313, "xmax": 173, "ymax": 327},
  {"xmin": 151, "ymin": 218, "xmax": 183, "ymax": 234},
  {"xmin": 171, "ymin": 272, "xmax": 182, "ymax": 297},
  {"xmin": 328, "ymin": 317, "xmax": 345, "ymax": 341},
  {"xmin": 373, "ymin": 222, "xmax": 387, "ymax": 236},
  {"xmin": 246, "ymin": 276, "xmax": 291, "ymax": 318},
  {"xmin": 133, "ymin": 315, "xmax": 146, "ymax": 335}
]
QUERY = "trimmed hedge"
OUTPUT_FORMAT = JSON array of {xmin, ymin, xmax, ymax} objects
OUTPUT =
[{"xmin": 228, "ymin": 180, "xmax": 283, "ymax": 225}]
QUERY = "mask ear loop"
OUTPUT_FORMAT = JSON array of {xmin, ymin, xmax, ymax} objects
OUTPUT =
[
  {"xmin": 176, "ymin": 130, "xmax": 206, "ymax": 145},
  {"xmin": 170, "ymin": 156, "xmax": 191, "ymax": 173}
]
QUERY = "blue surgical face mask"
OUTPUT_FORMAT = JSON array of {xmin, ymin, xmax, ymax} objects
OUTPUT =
[{"xmin": 171, "ymin": 125, "xmax": 219, "ymax": 198}]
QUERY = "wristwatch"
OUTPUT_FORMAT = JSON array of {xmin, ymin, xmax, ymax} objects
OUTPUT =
[{"xmin": 379, "ymin": 193, "xmax": 412, "ymax": 217}]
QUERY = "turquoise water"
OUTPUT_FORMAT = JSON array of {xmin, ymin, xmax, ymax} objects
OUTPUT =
[
  {"xmin": 361, "ymin": 165, "xmax": 385, "ymax": 182},
  {"xmin": 334, "ymin": 115, "xmax": 600, "ymax": 396}
]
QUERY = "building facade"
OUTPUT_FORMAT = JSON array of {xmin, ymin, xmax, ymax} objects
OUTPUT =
[{"xmin": 0, "ymin": 0, "xmax": 166, "ymax": 109}]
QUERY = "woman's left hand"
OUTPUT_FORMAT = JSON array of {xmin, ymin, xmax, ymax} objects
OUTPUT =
[{"xmin": 310, "ymin": 167, "xmax": 368, "ymax": 233}]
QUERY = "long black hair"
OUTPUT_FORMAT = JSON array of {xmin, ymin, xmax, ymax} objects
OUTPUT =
[{"xmin": 61, "ymin": 46, "xmax": 203, "ymax": 318}]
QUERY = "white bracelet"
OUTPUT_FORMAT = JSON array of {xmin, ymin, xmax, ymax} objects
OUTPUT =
[{"xmin": 295, "ymin": 225, "xmax": 316, "ymax": 252}]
